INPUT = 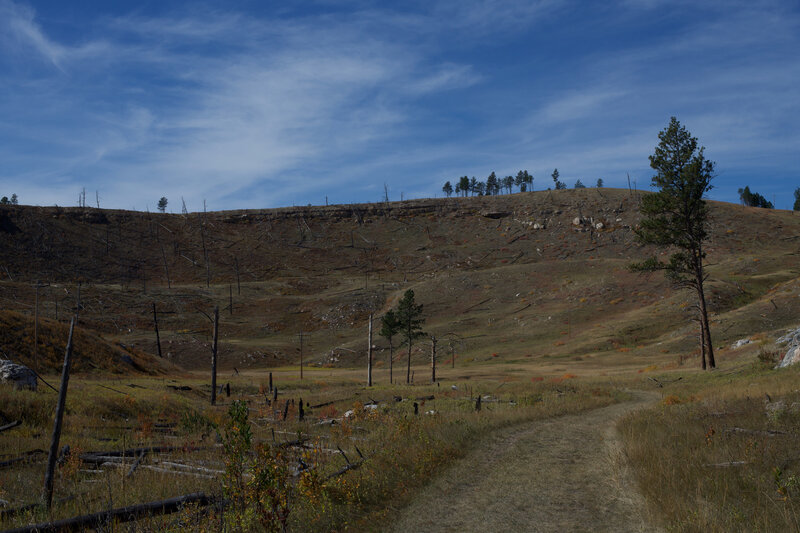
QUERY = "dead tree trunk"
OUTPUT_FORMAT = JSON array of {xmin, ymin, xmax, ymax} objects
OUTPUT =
[
  {"xmin": 43, "ymin": 317, "xmax": 75, "ymax": 510},
  {"xmin": 234, "ymin": 256, "xmax": 241, "ymax": 295},
  {"xmin": 430, "ymin": 335, "xmax": 437, "ymax": 383},
  {"xmin": 160, "ymin": 243, "xmax": 171, "ymax": 289},
  {"xmin": 211, "ymin": 307, "xmax": 219, "ymax": 406},
  {"xmin": 33, "ymin": 281, "xmax": 39, "ymax": 372},
  {"xmin": 298, "ymin": 330, "xmax": 304, "ymax": 380},
  {"xmin": 153, "ymin": 303, "xmax": 162, "ymax": 359},
  {"xmin": 367, "ymin": 314, "xmax": 373, "ymax": 387},
  {"xmin": 388, "ymin": 339, "xmax": 394, "ymax": 385}
]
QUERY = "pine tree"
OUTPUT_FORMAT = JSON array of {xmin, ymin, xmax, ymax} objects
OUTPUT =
[
  {"xmin": 395, "ymin": 290, "xmax": 425, "ymax": 384},
  {"xmin": 442, "ymin": 181, "xmax": 453, "ymax": 197},
  {"xmin": 458, "ymin": 176, "xmax": 470, "ymax": 197},
  {"xmin": 574, "ymin": 179, "xmax": 586, "ymax": 189},
  {"xmin": 596, "ymin": 178, "xmax": 604, "ymax": 188},
  {"xmin": 794, "ymin": 187, "xmax": 800, "ymax": 211},
  {"xmin": 551, "ymin": 169, "xmax": 565, "ymax": 190},
  {"xmin": 157, "ymin": 197, "xmax": 168, "ymax": 213},
  {"xmin": 486, "ymin": 172, "xmax": 499, "ymax": 195},
  {"xmin": 631, "ymin": 117, "xmax": 716, "ymax": 369}
]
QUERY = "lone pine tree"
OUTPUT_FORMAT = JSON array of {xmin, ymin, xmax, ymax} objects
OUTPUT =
[
  {"xmin": 395, "ymin": 290, "xmax": 425, "ymax": 384},
  {"xmin": 631, "ymin": 117, "xmax": 716, "ymax": 369}
]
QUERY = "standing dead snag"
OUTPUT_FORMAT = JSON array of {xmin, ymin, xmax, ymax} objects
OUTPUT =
[
  {"xmin": 152, "ymin": 303, "xmax": 162, "ymax": 358},
  {"xmin": 367, "ymin": 314, "xmax": 373, "ymax": 387},
  {"xmin": 43, "ymin": 316, "xmax": 75, "ymax": 510},
  {"xmin": 430, "ymin": 335, "xmax": 437, "ymax": 383},
  {"xmin": 211, "ymin": 307, "xmax": 219, "ymax": 406}
]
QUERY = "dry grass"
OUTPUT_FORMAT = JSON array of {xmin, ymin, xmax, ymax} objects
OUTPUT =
[
  {"xmin": 0, "ymin": 373, "xmax": 625, "ymax": 531},
  {"xmin": 620, "ymin": 362, "xmax": 800, "ymax": 532}
]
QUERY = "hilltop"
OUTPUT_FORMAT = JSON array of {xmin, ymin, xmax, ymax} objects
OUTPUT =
[{"xmin": 0, "ymin": 188, "xmax": 798, "ymax": 375}]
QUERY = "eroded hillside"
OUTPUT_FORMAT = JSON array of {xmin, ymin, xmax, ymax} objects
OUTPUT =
[{"xmin": 1, "ymin": 188, "xmax": 798, "ymax": 375}]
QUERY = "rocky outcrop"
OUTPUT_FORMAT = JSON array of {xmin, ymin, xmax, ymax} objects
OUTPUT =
[
  {"xmin": 776, "ymin": 327, "xmax": 800, "ymax": 369},
  {"xmin": 0, "ymin": 359, "xmax": 37, "ymax": 391}
]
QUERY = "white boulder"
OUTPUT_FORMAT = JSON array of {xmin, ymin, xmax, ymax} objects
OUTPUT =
[{"xmin": 0, "ymin": 360, "xmax": 37, "ymax": 391}]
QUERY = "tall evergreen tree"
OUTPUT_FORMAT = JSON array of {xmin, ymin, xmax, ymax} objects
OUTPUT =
[
  {"xmin": 395, "ymin": 290, "xmax": 425, "ymax": 384},
  {"xmin": 469, "ymin": 177, "xmax": 478, "ymax": 196},
  {"xmin": 157, "ymin": 197, "xmax": 168, "ymax": 213},
  {"xmin": 631, "ymin": 117, "xmax": 716, "ymax": 369}
]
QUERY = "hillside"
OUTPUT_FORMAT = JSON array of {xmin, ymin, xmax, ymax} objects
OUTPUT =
[{"xmin": 1, "ymin": 188, "xmax": 798, "ymax": 375}]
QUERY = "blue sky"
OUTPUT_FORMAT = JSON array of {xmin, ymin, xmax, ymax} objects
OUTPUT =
[{"xmin": 1, "ymin": 0, "xmax": 798, "ymax": 211}]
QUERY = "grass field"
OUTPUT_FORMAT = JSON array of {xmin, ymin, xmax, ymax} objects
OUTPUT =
[
  {"xmin": 1, "ymin": 190, "xmax": 799, "ymax": 530},
  {"xmin": 0, "ymin": 370, "xmax": 625, "ymax": 531}
]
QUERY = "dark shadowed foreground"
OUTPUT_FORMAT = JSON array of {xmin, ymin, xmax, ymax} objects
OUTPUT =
[{"xmin": 391, "ymin": 391, "xmax": 661, "ymax": 533}]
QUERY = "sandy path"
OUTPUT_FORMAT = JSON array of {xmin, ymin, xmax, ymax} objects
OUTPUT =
[{"xmin": 390, "ymin": 391, "xmax": 660, "ymax": 533}]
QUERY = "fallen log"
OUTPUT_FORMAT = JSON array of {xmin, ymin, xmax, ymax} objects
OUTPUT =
[
  {"xmin": 724, "ymin": 427, "xmax": 788, "ymax": 437},
  {"xmin": 0, "ymin": 449, "xmax": 46, "ymax": 469},
  {"xmin": 326, "ymin": 460, "xmax": 364, "ymax": 480},
  {"xmin": 1, "ymin": 492, "xmax": 216, "ymax": 533},
  {"xmin": 80, "ymin": 445, "xmax": 214, "ymax": 463},
  {"xmin": 0, "ymin": 420, "xmax": 21, "ymax": 433}
]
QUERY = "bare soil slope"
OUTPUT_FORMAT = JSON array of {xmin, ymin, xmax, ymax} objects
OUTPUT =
[
  {"xmin": 391, "ymin": 391, "xmax": 660, "ymax": 533},
  {"xmin": 1, "ymin": 189, "xmax": 798, "ymax": 374}
]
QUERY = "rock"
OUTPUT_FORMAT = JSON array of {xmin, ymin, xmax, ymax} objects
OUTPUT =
[
  {"xmin": 776, "ymin": 325, "xmax": 800, "ymax": 369},
  {"xmin": 731, "ymin": 338, "xmax": 751, "ymax": 349},
  {"xmin": 777, "ymin": 327, "xmax": 800, "ymax": 346},
  {"xmin": 481, "ymin": 210, "xmax": 510, "ymax": 219},
  {"xmin": 595, "ymin": 222, "xmax": 604, "ymax": 230},
  {"xmin": 572, "ymin": 217, "xmax": 582, "ymax": 226},
  {"xmin": 0, "ymin": 360, "xmax": 37, "ymax": 391},
  {"xmin": 778, "ymin": 345, "xmax": 800, "ymax": 369}
]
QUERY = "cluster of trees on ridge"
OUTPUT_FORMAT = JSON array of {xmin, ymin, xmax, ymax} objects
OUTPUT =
[{"xmin": 442, "ymin": 170, "xmax": 604, "ymax": 197}]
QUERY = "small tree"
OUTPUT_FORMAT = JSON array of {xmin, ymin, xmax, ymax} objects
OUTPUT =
[
  {"xmin": 631, "ymin": 117, "xmax": 716, "ymax": 369},
  {"xmin": 738, "ymin": 186, "xmax": 773, "ymax": 208},
  {"xmin": 515, "ymin": 170, "xmax": 533, "ymax": 192},
  {"xmin": 469, "ymin": 177, "xmax": 478, "ymax": 196},
  {"xmin": 596, "ymin": 178, "xmax": 604, "ymax": 188},
  {"xmin": 501, "ymin": 175, "xmax": 513, "ymax": 194},
  {"xmin": 396, "ymin": 290, "xmax": 425, "ymax": 384},
  {"xmin": 458, "ymin": 176, "xmax": 470, "ymax": 197},
  {"xmin": 379, "ymin": 310, "xmax": 401, "ymax": 384},
  {"xmin": 574, "ymin": 179, "xmax": 586, "ymax": 189},
  {"xmin": 552, "ymin": 168, "xmax": 566, "ymax": 190},
  {"xmin": 10, "ymin": 193, "xmax": 18, "ymax": 205},
  {"xmin": 442, "ymin": 181, "xmax": 453, "ymax": 197},
  {"xmin": 794, "ymin": 187, "xmax": 800, "ymax": 211},
  {"xmin": 0, "ymin": 197, "xmax": 7, "ymax": 205},
  {"xmin": 475, "ymin": 181, "xmax": 485, "ymax": 196},
  {"xmin": 157, "ymin": 197, "xmax": 168, "ymax": 213},
  {"xmin": 486, "ymin": 172, "xmax": 499, "ymax": 195}
]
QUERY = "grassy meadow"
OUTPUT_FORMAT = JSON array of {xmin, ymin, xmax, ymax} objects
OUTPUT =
[{"xmin": 0, "ymin": 370, "xmax": 626, "ymax": 531}]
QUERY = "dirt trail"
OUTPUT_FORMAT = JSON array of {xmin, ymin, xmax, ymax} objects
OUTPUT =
[{"xmin": 391, "ymin": 391, "xmax": 660, "ymax": 533}]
